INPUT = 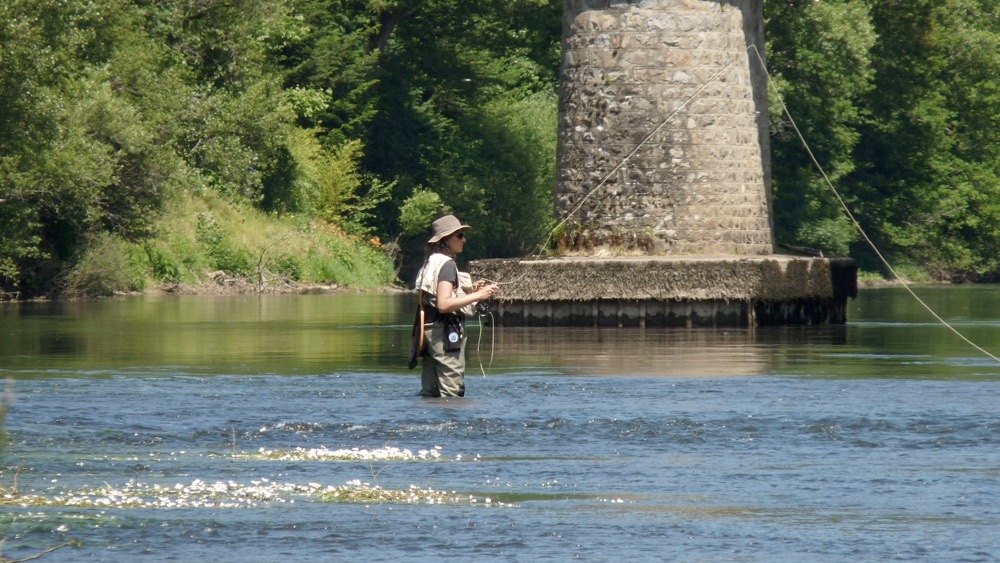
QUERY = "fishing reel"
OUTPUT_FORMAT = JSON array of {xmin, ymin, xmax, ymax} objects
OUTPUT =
[{"xmin": 475, "ymin": 301, "xmax": 491, "ymax": 316}]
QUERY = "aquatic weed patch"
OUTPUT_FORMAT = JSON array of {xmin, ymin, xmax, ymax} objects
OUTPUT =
[
  {"xmin": 317, "ymin": 480, "xmax": 510, "ymax": 506},
  {"xmin": 1, "ymin": 478, "xmax": 512, "ymax": 510},
  {"xmin": 237, "ymin": 445, "xmax": 447, "ymax": 462}
]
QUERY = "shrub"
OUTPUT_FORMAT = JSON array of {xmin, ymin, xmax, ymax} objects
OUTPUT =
[
  {"xmin": 63, "ymin": 233, "xmax": 147, "ymax": 297},
  {"xmin": 143, "ymin": 242, "xmax": 180, "ymax": 282},
  {"xmin": 399, "ymin": 190, "xmax": 446, "ymax": 236}
]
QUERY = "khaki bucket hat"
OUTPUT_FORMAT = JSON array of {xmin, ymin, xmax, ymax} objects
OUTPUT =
[{"xmin": 428, "ymin": 215, "xmax": 470, "ymax": 244}]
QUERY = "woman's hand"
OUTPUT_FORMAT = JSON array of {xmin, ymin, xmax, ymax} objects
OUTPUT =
[
  {"xmin": 437, "ymin": 280, "xmax": 499, "ymax": 314},
  {"xmin": 476, "ymin": 283, "xmax": 499, "ymax": 300}
]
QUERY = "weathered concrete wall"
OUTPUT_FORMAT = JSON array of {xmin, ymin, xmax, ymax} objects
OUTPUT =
[
  {"xmin": 556, "ymin": 0, "xmax": 773, "ymax": 255},
  {"xmin": 470, "ymin": 256, "xmax": 857, "ymax": 327}
]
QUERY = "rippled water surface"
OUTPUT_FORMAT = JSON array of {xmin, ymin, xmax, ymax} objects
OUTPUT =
[{"xmin": 3, "ymin": 287, "xmax": 1000, "ymax": 561}]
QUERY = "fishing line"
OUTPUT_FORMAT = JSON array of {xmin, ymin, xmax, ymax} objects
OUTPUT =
[
  {"xmin": 474, "ymin": 311, "xmax": 496, "ymax": 377},
  {"xmin": 747, "ymin": 44, "xmax": 1000, "ymax": 365}
]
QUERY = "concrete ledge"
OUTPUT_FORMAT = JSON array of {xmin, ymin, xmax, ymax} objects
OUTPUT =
[{"xmin": 469, "ymin": 255, "xmax": 857, "ymax": 327}]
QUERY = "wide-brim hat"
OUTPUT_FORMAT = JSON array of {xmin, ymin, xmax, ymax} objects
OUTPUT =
[{"xmin": 428, "ymin": 214, "xmax": 470, "ymax": 244}]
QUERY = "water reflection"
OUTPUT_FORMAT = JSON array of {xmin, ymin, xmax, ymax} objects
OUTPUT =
[
  {"xmin": 483, "ymin": 324, "xmax": 848, "ymax": 377},
  {"xmin": 2, "ymin": 287, "xmax": 1000, "ymax": 380},
  {"xmin": 0, "ymin": 294, "xmax": 409, "ymax": 375},
  {"xmin": 36, "ymin": 332, "xmax": 86, "ymax": 356}
]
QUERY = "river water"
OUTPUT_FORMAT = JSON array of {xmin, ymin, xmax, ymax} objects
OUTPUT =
[{"xmin": 2, "ymin": 286, "xmax": 1000, "ymax": 561}]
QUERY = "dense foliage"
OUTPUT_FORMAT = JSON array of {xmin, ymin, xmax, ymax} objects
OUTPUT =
[
  {"xmin": 767, "ymin": 0, "xmax": 1000, "ymax": 280},
  {"xmin": 0, "ymin": 0, "xmax": 559, "ymax": 296},
  {"xmin": 2, "ymin": 0, "xmax": 1000, "ymax": 297}
]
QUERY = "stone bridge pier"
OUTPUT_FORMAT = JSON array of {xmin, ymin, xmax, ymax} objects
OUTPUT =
[{"xmin": 471, "ymin": 0, "xmax": 857, "ymax": 327}]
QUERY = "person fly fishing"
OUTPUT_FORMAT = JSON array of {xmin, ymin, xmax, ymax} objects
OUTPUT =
[{"xmin": 409, "ymin": 215, "xmax": 499, "ymax": 397}]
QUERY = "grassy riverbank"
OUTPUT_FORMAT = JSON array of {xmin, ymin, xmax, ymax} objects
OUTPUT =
[{"xmin": 60, "ymin": 191, "xmax": 399, "ymax": 299}]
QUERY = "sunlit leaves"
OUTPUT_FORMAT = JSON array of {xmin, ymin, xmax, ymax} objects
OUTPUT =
[
  {"xmin": 766, "ymin": 0, "xmax": 1000, "ymax": 279},
  {"xmin": 765, "ymin": 0, "xmax": 875, "ymax": 255},
  {"xmin": 854, "ymin": 0, "xmax": 1000, "ymax": 278}
]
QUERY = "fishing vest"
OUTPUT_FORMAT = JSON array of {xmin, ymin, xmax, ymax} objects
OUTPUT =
[{"xmin": 415, "ymin": 253, "xmax": 475, "ymax": 316}]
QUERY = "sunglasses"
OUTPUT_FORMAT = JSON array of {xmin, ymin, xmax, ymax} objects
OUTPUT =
[{"xmin": 454, "ymin": 232, "xmax": 465, "ymax": 240}]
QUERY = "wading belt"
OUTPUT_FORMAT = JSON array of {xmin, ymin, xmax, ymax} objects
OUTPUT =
[{"xmin": 423, "ymin": 305, "xmax": 461, "ymax": 325}]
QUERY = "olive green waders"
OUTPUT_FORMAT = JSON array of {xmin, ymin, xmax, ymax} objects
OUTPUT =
[{"xmin": 421, "ymin": 323, "xmax": 466, "ymax": 397}]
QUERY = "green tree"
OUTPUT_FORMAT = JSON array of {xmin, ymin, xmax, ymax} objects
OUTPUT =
[
  {"xmin": 0, "ymin": 0, "xmax": 171, "ymax": 292},
  {"xmin": 281, "ymin": 0, "xmax": 561, "ymax": 281},
  {"xmin": 137, "ymin": 0, "xmax": 299, "ymax": 203},
  {"xmin": 0, "ymin": 0, "xmax": 309, "ymax": 294},
  {"xmin": 363, "ymin": 0, "xmax": 561, "ymax": 263},
  {"xmin": 853, "ymin": 0, "xmax": 1000, "ymax": 279},
  {"xmin": 764, "ymin": 0, "xmax": 877, "ymax": 256}
]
